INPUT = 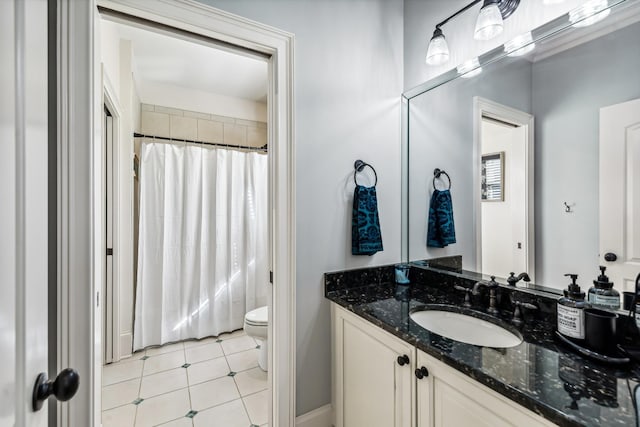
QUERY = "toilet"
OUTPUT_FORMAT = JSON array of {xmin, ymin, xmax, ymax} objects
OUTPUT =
[{"xmin": 244, "ymin": 305, "xmax": 268, "ymax": 371}]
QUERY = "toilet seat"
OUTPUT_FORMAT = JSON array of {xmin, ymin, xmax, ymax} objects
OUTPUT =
[{"xmin": 245, "ymin": 306, "xmax": 268, "ymax": 326}]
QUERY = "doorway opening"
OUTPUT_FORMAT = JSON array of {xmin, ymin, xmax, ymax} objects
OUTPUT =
[
  {"xmin": 99, "ymin": 13, "xmax": 271, "ymax": 427},
  {"xmin": 474, "ymin": 97, "xmax": 535, "ymax": 281},
  {"xmin": 56, "ymin": 2, "xmax": 295, "ymax": 424}
]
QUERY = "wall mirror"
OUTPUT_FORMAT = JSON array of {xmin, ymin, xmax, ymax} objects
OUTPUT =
[{"xmin": 402, "ymin": 0, "xmax": 640, "ymax": 292}]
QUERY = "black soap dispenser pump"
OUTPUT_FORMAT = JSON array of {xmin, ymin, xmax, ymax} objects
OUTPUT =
[
  {"xmin": 588, "ymin": 266, "xmax": 620, "ymax": 310},
  {"xmin": 557, "ymin": 274, "xmax": 587, "ymax": 340}
]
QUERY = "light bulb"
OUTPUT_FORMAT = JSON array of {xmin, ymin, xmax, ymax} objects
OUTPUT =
[
  {"xmin": 475, "ymin": 1, "xmax": 504, "ymax": 41},
  {"xmin": 570, "ymin": 0, "xmax": 610, "ymax": 28},
  {"xmin": 426, "ymin": 28, "xmax": 450, "ymax": 65},
  {"xmin": 457, "ymin": 58, "xmax": 482, "ymax": 79},
  {"xmin": 504, "ymin": 32, "xmax": 535, "ymax": 57}
]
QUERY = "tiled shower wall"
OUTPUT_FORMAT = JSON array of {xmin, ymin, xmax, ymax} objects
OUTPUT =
[{"xmin": 139, "ymin": 103, "xmax": 267, "ymax": 147}]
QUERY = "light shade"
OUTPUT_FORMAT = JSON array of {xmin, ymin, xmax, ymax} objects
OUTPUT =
[
  {"xmin": 570, "ymin": 0, "xmax": 610, "ymax": 28},
  {"xmin": 457, "ymin": 57, "xmax": 482, "ymax": 79},
  {"xmin": 475, "ymin": 0, "xmax": 504, "ymax": 41},
  {"xmin": 426, "ymin": 28, "xmax": 450, "ymax": 65},
  {"xmin": 504, "ymin": 32, "xmax": 535, "ymax": 57}
]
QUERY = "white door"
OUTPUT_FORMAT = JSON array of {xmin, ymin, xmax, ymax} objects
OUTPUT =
[
  {"xmin": 600, "ymin": 98, "xmax": 640, "ymax": 291},
  {"xmin": 2, "ymin": 0, "xmax": 49, "ymax": 425}
]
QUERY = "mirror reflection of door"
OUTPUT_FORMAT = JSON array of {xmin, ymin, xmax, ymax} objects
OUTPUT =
[
  {"xmin": 599, "ymin": 97, "xmax": 640, "ymax": 291},
  {"xmin": 475, "ymin": 98, "xmax": 534, "ymax": 282}
]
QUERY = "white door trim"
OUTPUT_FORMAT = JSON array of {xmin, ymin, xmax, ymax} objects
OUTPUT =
[
  {"xmin": 473, "ymin": 97, "xmax": 535, "ymax": 281},
  {"xmin": 56, "ymin": 1, "xmax": 99, "ymax": 426},
  {"xmin": 58, "ymin": 1, "xmax": 296, "ymax": 426}
]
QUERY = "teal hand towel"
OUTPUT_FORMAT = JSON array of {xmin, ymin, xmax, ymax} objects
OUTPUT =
[
  {"xmin": 427, "ymin": 189, "xmax": 456, "ymax": 248},
  {"xmin": 352, "ymin": 185, "xmax": 383, "ymax": 255}
]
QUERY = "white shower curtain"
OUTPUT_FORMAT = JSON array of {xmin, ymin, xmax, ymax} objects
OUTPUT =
[{"xmin": 134, "ymin": 141, "xmax": 268, "ymax": 350}]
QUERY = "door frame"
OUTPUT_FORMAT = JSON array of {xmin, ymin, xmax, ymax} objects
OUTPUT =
[
  {"xmin": 473, "ymin": 97, "xmax": 535, "ymax": 281},
  {"xmin": 57, "ymin": 1, "xmax": 296, "ymax": 426},
  {"xmin": 102, "ymin": 75, "xmax": 121, "ymax": 365}
]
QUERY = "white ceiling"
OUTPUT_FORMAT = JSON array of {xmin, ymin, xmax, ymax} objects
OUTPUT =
[{"xmin": 103, "ymin": 20, "xmax": 268, "ymax": 103}]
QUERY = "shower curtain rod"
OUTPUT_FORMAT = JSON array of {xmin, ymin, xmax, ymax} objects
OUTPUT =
[{"xmin": 133, "ymin": 132, "xmax": 268, "ymax": 152}]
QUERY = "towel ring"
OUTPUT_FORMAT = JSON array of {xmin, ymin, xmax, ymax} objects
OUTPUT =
[
  {"xmin": 354, "ymin": 160, "xmax": 378, "ymax": 186},
  {"xmin": 433, "ymin": 168, "xmax": 451, "ymax": 190}
]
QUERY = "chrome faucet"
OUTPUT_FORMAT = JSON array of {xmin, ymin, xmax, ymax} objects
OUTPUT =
[
  {"xmin": 507, "ymin": 272, "xmax": 531, "ymax": 286},
  {"xmin": 472, "ymin": 276, "xmax": 500, "ymax": 316}
]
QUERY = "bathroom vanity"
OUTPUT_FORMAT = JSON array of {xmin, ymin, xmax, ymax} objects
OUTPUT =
[
  {"xmin": 329, "ymin": 2, "xmax": 640, "ymax": 425},
  {"xmin": 326, "ymin": 264, "xmax": 639, "ymax": 427}
]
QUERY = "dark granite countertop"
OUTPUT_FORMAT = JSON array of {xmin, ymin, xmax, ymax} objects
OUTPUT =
[{"xmin": 325, "ymin": 265, "xmax": 640, "ymax": 427}]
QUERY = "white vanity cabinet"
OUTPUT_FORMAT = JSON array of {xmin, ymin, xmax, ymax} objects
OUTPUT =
[{"xmin": 332, "ymin": 304, "xmax": 554, "ymax": 427}]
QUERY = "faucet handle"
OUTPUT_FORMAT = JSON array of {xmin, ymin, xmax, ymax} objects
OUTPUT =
[
  {"xmin": 487, "ymin": 275, "xmax": 499, "ymax": 288},
  {"xmin": 511, "ymin": 300, "xmax": 538, "ymax": 326},
  {"xmin": 454, "ymin": 285, "xmax": 473, "ymax": 308}
]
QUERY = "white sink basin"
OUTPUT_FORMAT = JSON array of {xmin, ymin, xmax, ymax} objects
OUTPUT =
[{"xmin": 409, "ymin": 309, "xmax": 523, "ymax": 348}]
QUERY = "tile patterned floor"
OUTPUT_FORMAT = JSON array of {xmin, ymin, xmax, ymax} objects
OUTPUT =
[{"xmin": 102, "ymin": 329, "xmax": 267, "ymax": 427}]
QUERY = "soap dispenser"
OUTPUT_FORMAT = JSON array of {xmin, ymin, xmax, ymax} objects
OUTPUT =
[
  {"xmin": 588, "ymin": 266, "xmax": 620, "ymax": 310},
  {"xmin": 557, "ymin": 274, "xmax": 587, "ymax": 340}
]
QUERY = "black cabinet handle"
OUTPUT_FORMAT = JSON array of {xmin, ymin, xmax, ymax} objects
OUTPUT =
[
  {"xmin": 415, "ymin": 366, "xmax": 429, "ymax": 379},
  {"xmin": 397, "ymin": 354, "xmax": 410, "ymax": 366},
  {"xmin": 604, "ymin": 252, "xmax": 617, "ymax": 262},
  {"xmin": 32, "ymin": 368, "xmax": 80, "ymax": 411}
]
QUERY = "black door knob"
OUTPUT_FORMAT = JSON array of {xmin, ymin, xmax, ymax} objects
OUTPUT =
[
  {"xmin": 397, "ymin": 354, "xmax": 410, "ymax": 366},
  {"xmin": 604, "ymin": 252, "xmax": 617, "ymax": 262},
  {"xmin": 415, "ymin": 366, "xmax": 429, "ymax": 379},
  {"xmin": 32, "ymin": 368, "xmax": 80, "ymax": 411}
]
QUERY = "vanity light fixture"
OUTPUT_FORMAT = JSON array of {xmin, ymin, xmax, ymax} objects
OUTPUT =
[
  {"xmin": 426, "ymin": 28, "xmax": 450, "ymax": 65},
  {"xmin": 504, "ymin": 32, "xmax": 535, "ymax": 57},
  {"xmin": 457, "ymin": 57, "xmax": 482, "ymax": 78},
  {"xmin": 570, "ymin": 0, "xmax": 611, "ymax": 28},
  {"xmin": 425, "ymin": 0, "xmax": 520, "ymax": 66},
  {"xmin": 475, "ymin": 0, "xmax": 504, "ymax": 40}
]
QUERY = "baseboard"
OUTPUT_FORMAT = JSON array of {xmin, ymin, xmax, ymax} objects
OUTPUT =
[{"xmin": 296, "ymin": 404, "xmax": 332, "ymax": 427}]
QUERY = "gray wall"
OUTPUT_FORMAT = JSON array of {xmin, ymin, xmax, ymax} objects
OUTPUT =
[
  {"xmin": 194, "ymin": 0, "xmax": 404, "ymax": 416},
  {"xmin": 532, "ymin": 22, "xmax": 640, "ymax": 287},
  {"xmin": 408, "ymin": 58, "xmax": 532, "ymax": 268}
]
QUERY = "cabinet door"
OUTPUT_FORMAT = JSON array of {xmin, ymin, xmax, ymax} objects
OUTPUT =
[
  {"xmin": 418, "ymin": 349, "xmax": 553, "ymax": 427},
  {"xmin": 433, "ymin": 379, "xmax": 515, "ymax": 427},
  {"xmin": 333, "ymin": 305, "xmax": 415, "ymax": 427},
  {"xmin": 415, "ymin": 352, "xmax": 433, "ymax": 427}
]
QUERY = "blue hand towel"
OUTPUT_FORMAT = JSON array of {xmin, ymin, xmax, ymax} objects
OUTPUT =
[
  {"xmin": 352, "ymin": 185, "xmax": 383, "ymax": 255},
  {"xmin": 427, "ymin": 189, "xmax": 456, "ymax": 248}
]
